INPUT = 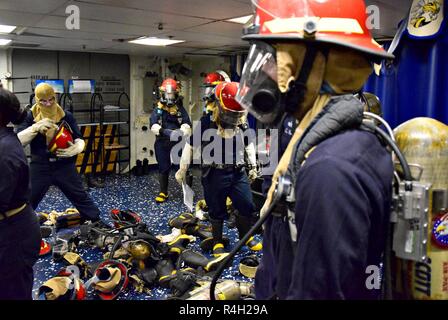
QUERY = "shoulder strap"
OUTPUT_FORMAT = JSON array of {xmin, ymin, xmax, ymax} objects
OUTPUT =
[
  {"xmin": 287, "ymin": 95, "xmax": 365, "ymax": 186},
  {"xmin": 284, "ymin": 95, "xmax": 365, "ymax": 245}
]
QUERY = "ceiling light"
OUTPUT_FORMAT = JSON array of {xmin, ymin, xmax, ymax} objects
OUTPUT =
[
  {"xmin": 0, "ymin": 39, "xmax": 12, "ymax": 46},
  {"xmin": 226, "ymin": 15, "xmax": 253, "ymax": 24},
  {"xmin": 129, "ymin": 37, "xmax": 185, "ymax": 46},
  {"xmin": 0, "ymin": 25, "xmax": 16, "ymax": 34}
]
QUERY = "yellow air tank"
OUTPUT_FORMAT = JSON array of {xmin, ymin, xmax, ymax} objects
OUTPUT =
[{"xmin": 394, "ymin": 117, "xmax": 448, "ymax": 300}]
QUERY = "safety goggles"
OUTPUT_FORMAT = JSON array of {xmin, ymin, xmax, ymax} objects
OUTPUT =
[{"xmin": 236, "ymin": 41, "xmax": 280, "ymax": 124}]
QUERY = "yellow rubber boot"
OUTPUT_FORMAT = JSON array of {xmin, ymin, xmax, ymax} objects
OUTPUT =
[
  {"xmin": 155, "ymin": 192, "xmax": 168, "ymax": 203},
  {"xmin": 245, "ymin": 236, "xmax": 262, "ymax": 251},
  {"xmin": 212, "ymin": 242, "xmax": 227, "ymax": 257}
]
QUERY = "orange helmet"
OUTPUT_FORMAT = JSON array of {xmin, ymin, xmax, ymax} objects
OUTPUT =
[
  {"xmin": 48, "ymin": 121, "xmax": 74, "ymax": 153},
  {"xmin": 244, "ymin": 0, "xmax": 393, "ymax": 60},
  {"xmin": 159, "ymin": 78, "xmax": 180, "ymax": 106},
  {"xmin": 215, "ymin": 82, "xmax": 246, "ymax": 128}
]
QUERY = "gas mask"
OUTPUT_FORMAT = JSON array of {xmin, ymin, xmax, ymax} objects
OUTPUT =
[
  {"xmin": 237, "ymin": 40, "xmax": 371, "ymax": 125},
  {"xmin": 202, "ymin": 86, "xmax": 216, "ymax": 102},
  {"xmin": 160, "ymin": 85, "xmax": 179, "ymax": 107},
  {"xmin": 236, "ymin": 41, "xmax": 282, "ymax": 124},
  {"xmin": 217, "ymin": 106, "xmax": 246, "ymax": 130}
]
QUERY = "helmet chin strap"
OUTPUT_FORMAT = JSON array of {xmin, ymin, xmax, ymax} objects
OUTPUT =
[{"xmin": 281, "ymin": 45, "xmax": 320, "ymax": 117}]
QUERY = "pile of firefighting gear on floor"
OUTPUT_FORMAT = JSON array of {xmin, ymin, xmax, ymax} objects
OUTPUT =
[{"xmin": 36, "ymin": 201, "xmax": 258, "ymax": 300}]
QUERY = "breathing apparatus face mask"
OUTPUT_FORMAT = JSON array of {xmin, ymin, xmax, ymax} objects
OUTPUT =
[
  {"xmin": 202, "ymin": 86, "xmax": 215, "ymax": 102},
  {"xmin": 237, "ymin": 41, "xmax": 282, "ymax": 124},
  {"xmin": 237, "ymin": 40, "xmax": 328, "ymax": 126},
  {"xmin": 161, "ymin": 85, "xmax": 178, "ymax": 107},
  {"xmin": 218, "ymin": 108, "xmax": 246, "ymax": 130}
]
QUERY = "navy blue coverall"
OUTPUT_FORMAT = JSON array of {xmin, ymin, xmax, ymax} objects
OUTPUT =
[
  {"xmin": 17, "ymin": 111, "xmax": 100, "ymax": 221},
  {"xmin": 150, "ymin": 102, "xmax": 191, "ymax": 197},
  {"xmin": 0, "ymin": 127, "xmax": 41, "ymax": 300},
  {"xmin": 191, "ymin": 114, "xmax": 256, "ymax": 222},
  {"xmin": 262, "ymin": 113, "xmax": 298, "ymax": 195},
  {"xmin": 150, "ymin": 103, "xmax": 191, "ymax": 175},
  {"xmin": 255, "ymin": 103, "xmax": 394, "ymax": 300}
]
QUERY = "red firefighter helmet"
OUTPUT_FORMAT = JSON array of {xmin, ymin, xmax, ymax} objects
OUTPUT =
[
  {"xmin": 202, "ymin": 72, "xmax": 226, "ymax": 102},
  {"xmin": 160, "ymin": 78, "xmax": 179, "ymax": 93},
  {"xmin": 203, "ymin": 72, "xmax": 225, "ymax": 87},
  {"xmin": 91, "ymin": 260, "xmax": 129, "ymax": 300},
  {"xmin": 215, "ymin": 82, "xmax": 246, "ymax": 127},
  {"xmin": 110, "ymin": 209, "xmax": 142, "ymax": 228},
  {"xmin": 159, "ymin": 78, "xmax": 180, "ymax": 106},
  {"xmin": 48, "ymin": 121, "xmax": 74, "ymax": 153},
  {"xmin": 244, "ymin": 0, "xmax": 393, "ymax": 61},
  {"xmin": 37, "ymin": 268, "xmax": 86, "ymax": 300}
]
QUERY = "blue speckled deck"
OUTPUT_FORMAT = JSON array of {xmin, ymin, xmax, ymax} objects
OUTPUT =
[{"xmin": 33, "ymin": 171, "xmax": 262, "ymax": 300}]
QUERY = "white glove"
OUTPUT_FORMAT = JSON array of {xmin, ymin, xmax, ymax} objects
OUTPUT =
[
  {"xmin": 248, "ymin": 168, "xmax": 258, "ymax": 183},
  {"xmin": 17, "ymin": 119, "xmax": 57, "ymax": 146},
  {"xmin": 151, "ymin": 124, "xmax": 162, "ymax": 136},
  {"xmin": 175, "ymin": 143, "xmax": 193, "ymax": 185},
  {"xmin": 33, "ymin": 119, "xmax": 57, "ymax": 134},
  {"xmin": 56, "ymin": 138, "xmax": 85, "ymax": 158},
  {"xmin": 175, "ymin": 168, "xmax": 187, "ymax": 185},
  {"xmin": 180, "ymin": 123, "xmax": 192, "ymax": 137}
]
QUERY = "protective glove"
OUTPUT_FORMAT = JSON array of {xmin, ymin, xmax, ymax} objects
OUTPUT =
[
  {"xmin": 17, "ymin": 118, "xmax": 57, "ymax": 146},
  {"xmin": 175, "ymin": 168, "xmax": 187, "ymax": 185},
  {"xmin": 151, "ymin": 124, "xmax": 162, "ymax": 136},
  {"xmin": 33, "ymin": 119, "xmax": 58, "ymax": 134},
  {"xmin": 180, "ymin": 124, "xmax": 192, "ymax": 137},
  {"xmin": 175, "ymin": 143, "xmax": 193, "ymax": 185},
  {"xmin": 56, "ymin": 138, "xmax": 85, "ymax": 158},
  {"xmin": 248, "ymin": 168, "xmax": 258, "ymax": 183}
]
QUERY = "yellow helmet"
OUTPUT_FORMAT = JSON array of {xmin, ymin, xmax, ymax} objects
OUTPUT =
[{"xmin": 35, "ymin": 83, "xmax": 56, "ymax": 102}]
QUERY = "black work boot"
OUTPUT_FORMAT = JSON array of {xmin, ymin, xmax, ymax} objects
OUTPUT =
[
  {"xmin": 155, "ymin": 173, "xmax": 169, "ymax": 203},
  {"xmin": 179, "ymin": 250, "xmax": 230, "ymax": 272},
  {"xmin": 88, "ymin": 176, "xmax": 105, "ymax": 188},
  {"xmin": 210, "ymin": 219, "xmax": 226, "ymax": 257},
  {"xmin": 155, "ymin": 259, "xmax": 177, "ymax": 288},
  {"xmin": 236, "ymin": 214, "xmax": 262, "ymax": 252}
]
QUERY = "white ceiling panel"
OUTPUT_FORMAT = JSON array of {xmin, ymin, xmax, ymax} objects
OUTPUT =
[
  {"xmin": 109, "ymin": 42, "xmax": 193, "ymax": 56},
  {"xmin": 0, "ymin": 11, "xmax": 45, "ymax": 27},
  {"xmin": 34, "ymin": 15, "xmax": 162, "ymax": 36},
  {"xmin": 12, "ymin": 34, "xmax": 115, "ymax": 49},
  {"xmin": 157, "ymin": 30, "xmax": 246, "ymax": 46},
  {"xmin": 51, "ymin": 2, "xmax": 213, "ymax": 30},
  {"xmin": 185, "ymin": 21, "xmax": 245, "ymax": 38},
  {"xmin": 76, "ymin": 0, "xmax": 253, "ymax": 20},
  {"xmin": 0, "ymin": 0, "xmax": 67, "ymax": 14},
  {"xmin": 0, "ymin": 0, "xmax": 413, "ymax": 55},
  {"xmin": 23, "ymin": 27, "xmax": 135, "ymax": 42}
]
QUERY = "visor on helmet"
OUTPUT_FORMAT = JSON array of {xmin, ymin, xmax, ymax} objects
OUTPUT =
[
  {"xmin": 236, "ymin": 41, "xmax": 280, "ymax": 124},
  {"xmin": 202, "ymin": 86, "xmax": 215, "ymax": 102},
  {"xmin": 218, "ymin": 106, "xmax": 246, "ymax": 128}
]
